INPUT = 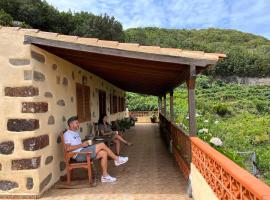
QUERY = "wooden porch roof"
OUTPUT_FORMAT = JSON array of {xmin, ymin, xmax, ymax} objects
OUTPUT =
[{"xmin": 1, "ymin": 27, "xmax": 225, "ymax": 95}]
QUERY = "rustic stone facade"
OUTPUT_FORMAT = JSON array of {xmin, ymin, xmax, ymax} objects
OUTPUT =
[
  {"xmin": 59, "ymin": 161, "xmax": 66, "ymax": 171},
  {"xmin": 9, "ymin": 58, "xmax": 30, "ymax": 66},
  {"xmin": 0, "ymin": 181, "xmax": 18, "ymax": 191},
  {"xmin": 57, "ymin": 99, "xmax": 65, "ymax": 106},
  {"xmin": 0, "ymin": 28, "xmax": 127, "ymax": 198},
  {"xmin": 0, "ymin": 141, "xmax": 14, "ymax": 155},
  {"xmin": 7, "ymin": 119, "xmax": 39, "ymax": 132},
  {"xmin": 22, "ymin": 102, "xmax": 48, "ymax": 113},
  {"xmin": 26, "ymin": 178, "xmax": 34, "ymax": 190},
  {"xmin": 48, "ymin": 115, "xmax": 55, "ymax": 125},
  {"xmin": 44, "ymin": 91, "xmax": 53, "ymax": 98},
  {"xmin": 24, "ymin": 70, "xmax": 33, "ymax": 80},
  {"xmin": 5, "ymin": 86, "xmax": 39, "ymax": 97},
  {"xmin": 12, "ymin": 157, "xmax": 41, "ymax": 170},
  {"xmin": 39, "ymin": 173, "xmax": 52, "ymax": 192},
  {"xmin": 33, "ymin": 71, "xmax": 45, "ymax": 81},
  {"xmin": 23, "ymin": 135, "xmax": 49, "ymax": 151},
  {"xmin": 45, "ymin": 156, "xmax": 53, "ymax": 165},
  {"xmin": 31, "ymin": 50, "xmax": 45, "ymax": 63},
  {"xmin": 62, "ymin": 77, "xmax": 68, "ymax": 86}
]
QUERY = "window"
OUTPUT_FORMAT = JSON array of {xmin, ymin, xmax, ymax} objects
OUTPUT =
[
  {"xmin": 99, "ymin": 90, "xmax": 106, "ymax": 116},
  {"xmin": 110, "ymin": 94, "xmax": 113, "ymax": 114},
  {"xmin": 113, "ymin": 95, "xmax": 118, "ymax": 113},
  {"xmin": 110, "ymin": 95, "xmax": 126, "ymax": 113},
  {"xmin": 121, "ymin": 97, "xmax": 126, "ymax": 111},
  {"xmin": 76, "ymin": 83, "xmax": 90, "ymax": 122},
  {"xmin": 118, "ymin": 96, "xmax": 121, "ymax": 112}
]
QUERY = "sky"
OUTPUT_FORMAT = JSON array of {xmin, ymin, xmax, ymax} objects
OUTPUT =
[{"xmin": 46, "ymin": 0, "xmax": 270, "ymax": 39}]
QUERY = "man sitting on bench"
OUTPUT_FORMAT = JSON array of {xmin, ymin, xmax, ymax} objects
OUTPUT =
[{"xmin": 64, "ymin": 116, "xmax": 128, "ymax": 183}]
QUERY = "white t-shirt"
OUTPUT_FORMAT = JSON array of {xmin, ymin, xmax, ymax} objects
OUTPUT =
[{"xmin": 64, "ymin": 130, "xmax": 83, "ymax": 153}]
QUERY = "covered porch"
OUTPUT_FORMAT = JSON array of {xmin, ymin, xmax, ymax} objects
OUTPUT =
[
  {"xmin": 20, "ymin": 28, "xmax": 270, "ymax": 199},
  {"xmin": 43, "ymin": 123, "xmax": 189, "ymax": 200}
]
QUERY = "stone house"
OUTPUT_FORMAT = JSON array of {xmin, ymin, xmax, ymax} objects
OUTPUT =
[
  {"xmin": 0, "ymin": 27, "xmax": 127, "ymax": 198},
  {"xmin": 0, "ymin": 26, "xmax": 224, "ymax": 198}
]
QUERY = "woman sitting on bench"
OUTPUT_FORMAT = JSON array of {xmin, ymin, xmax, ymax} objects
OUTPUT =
[{"xmin": 98, "ymin": 114, "xmax": 133, "ymax": 156}]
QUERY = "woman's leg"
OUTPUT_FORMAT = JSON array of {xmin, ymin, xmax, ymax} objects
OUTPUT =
[
  {"xmin": 113, "ymin": 139, "xmax": 120, "ymax": 155},
  {"xmin": 96, "ymin": 150, "xmax": 108, "ymax": 176},
  {"xmin": 96, "ymin": 142, "xmax": 118, "ymax": 160},
  {"xmin": 115, "ymin": 134, "xmax": 129, "ymax": 144}
]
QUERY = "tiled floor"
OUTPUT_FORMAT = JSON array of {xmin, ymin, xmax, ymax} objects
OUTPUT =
[{"xmin": 42, "ymin": 123, "xmax": 190, "ymax": 200}]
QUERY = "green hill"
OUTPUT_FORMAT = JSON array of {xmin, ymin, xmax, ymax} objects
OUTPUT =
[
  {"xmin": 1, "ymin": 1, "xmax": 270, "ymax": 78},
  {"xmin": 125, "ymin": 27, "xmax": 270, "ymax": 78}
]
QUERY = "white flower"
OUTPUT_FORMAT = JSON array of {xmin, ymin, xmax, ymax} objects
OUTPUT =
[
  {"xmin": 185, "ymin": 116, "xmax": 189, "ymax": 119},
  {"xmin": 210, "ymin": 137, "xmax": 223, "ymax": 146},
  {"xmin": 214, "ymin": 120, "xmax": 219, "ymax": 124},
  {"xmin": 198, "ymin": 128, "xmax": 208, "ymax": 134},
  {"xmin": 179, "ymin": 123, "xmax": 187, "ymax": 130},
  {"xmin": 204, "ymin": 120, "xmax": 209, "ymax": 123}
]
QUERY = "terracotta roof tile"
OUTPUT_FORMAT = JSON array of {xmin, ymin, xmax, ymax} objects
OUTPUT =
[
  {"xmin": 0, "ymin": 27, "xmax": 226, "ymax": 61},
  {"xmin": 57, "ymin": 35, "xmax": 78, "ymax": 42},
  {"xmin": 97, "ymin": 40, "xmax": 119, "ymax": 48},
  {"xmin": 76, "ymin": 37, "xmax": 98, "ymax": 45}
]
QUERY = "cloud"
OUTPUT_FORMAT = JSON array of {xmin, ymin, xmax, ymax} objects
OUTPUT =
[{"xmin": 46, "ymin": 0, "xmax": 270, "ymax": 39}]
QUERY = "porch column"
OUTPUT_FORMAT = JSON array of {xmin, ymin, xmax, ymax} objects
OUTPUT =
[
  {"xmin": 158, "ymin": 96, "xmax": 162, "ymax": 114},
  {"xmin": 170, "ymin": 89, "xmax": 174, "ymax": 122},
  {"xmin": 187, "ymin": 64, "xmax": 197, "ymax": 136},
  {"xmin": 163, "ymin": 93, "xmax": 166, "ymax": 116}
]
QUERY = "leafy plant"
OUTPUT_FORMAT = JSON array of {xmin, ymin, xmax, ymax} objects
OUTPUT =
[
  {"xmin": 150, "ymin": 114, "xmax": 157, "ymax": 123},
  {"xmin": 213, "ymin": 103, "xmax": 231, "ymax": 116}
]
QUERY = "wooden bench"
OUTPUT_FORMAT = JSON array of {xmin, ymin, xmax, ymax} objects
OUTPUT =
[{"xmin": 92, "ymin": 123, "xmax": 115, "ymax": 148}]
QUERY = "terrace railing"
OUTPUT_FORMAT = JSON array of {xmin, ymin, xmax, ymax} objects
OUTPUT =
[
  {"xmin": 129, "ymin": 110, "xmax": 158, "ymax": 117},
  {"xmin": 159, "ymin": 113, "xmax": 270, "ymax": 200},
  {"xmin": 159, "ymin": 113, "xmax": 191, "ymax": 180}
]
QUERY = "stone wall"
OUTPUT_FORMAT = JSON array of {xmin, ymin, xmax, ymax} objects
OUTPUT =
[
  {"xmin": 0, "ymin": 27, "xmax": 126, "ymax": 197},
  {"xmin": 216, "ymin": 76, "xmax": 270, "ymax": 85}
]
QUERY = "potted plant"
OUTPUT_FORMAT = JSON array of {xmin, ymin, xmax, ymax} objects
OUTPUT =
[{"xmin": 150, "ymin": 114, "xmax": 157, "ymax": 123}]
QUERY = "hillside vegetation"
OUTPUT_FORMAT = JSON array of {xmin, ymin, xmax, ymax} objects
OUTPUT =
[
  {"xmin": 125, "ymin": 27, "xmax": 270, "ymax": 78},
  {"xmin": 127, "ymin": 76, "xmax": 270, "ymax": 185},
  {"xmin": 1, "ymin": 0, "xmax": 270, "ymax": 78},
  {"xmin": 0, "ymin": 0, "xmax": 124, "ymax": 41}
]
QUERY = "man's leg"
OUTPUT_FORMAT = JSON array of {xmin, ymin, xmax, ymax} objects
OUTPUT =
[
  {"xmin": 96, "ymin": 150, "xmax": 108, "ymax": 177},
  {"xmin": 96, "ymin": 143, "xmax": 118, "ymax": 160},
  {"xmin": 76, "ymin": 146, "xmax": 96, "ymax": 162}
]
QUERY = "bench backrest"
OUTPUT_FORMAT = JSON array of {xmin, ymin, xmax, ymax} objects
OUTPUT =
[
  {"xmin": 93, "ymin": 123, "xmax": 100, "ymax": 136},
  {"xmin": 60, "ymin": 131, "xmax": 71, "ymax": 164}
]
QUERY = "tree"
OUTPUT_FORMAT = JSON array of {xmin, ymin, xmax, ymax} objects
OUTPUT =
[{"xmin": 0, "ymin": 9, "xmax": 12, "ymax": 26}]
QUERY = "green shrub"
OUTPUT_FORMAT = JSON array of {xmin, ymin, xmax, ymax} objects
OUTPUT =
[
  {"xmin": 213, "ymin": 104, "xmax": 231, "ymax": 116},
  {"xmin": 254, "ymin": 100, "xmax": 269, "ymax": 113},
  {"xmin": 214, "ymin": 146, "xmax": 245, "ymax": 168}
]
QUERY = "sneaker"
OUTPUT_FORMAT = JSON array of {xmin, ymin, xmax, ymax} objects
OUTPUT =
[
  {"xmin": 101, "ymin": 175, "xmax": 117, "ymax": 183},
  {"xmin": 114, "ymin": 156, "xmax": 128, "ymax": 166}
]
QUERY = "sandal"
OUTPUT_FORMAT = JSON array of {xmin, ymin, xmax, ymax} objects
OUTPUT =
[{"xmin": 126, "ymin": 142, "xmax": 133, "ymax": 146}]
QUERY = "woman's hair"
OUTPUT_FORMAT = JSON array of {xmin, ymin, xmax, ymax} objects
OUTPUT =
[{"xmin": 98, "ymin": 114, "xmax": 107, "ymax": 124}]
